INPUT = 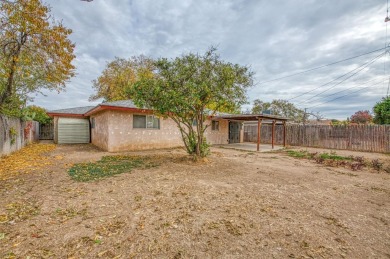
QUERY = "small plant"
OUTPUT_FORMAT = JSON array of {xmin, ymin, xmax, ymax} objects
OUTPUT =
[
  {"xmin": 307, "ymin": 152, "xmax": 318, "ymax": 159},
  {"xmin": 350, "ymin": 162, "xmax": 364, "ymax": 171},
  {"xmin": 315, "ymin": 156, "xmax": 325, "ymax": 164},
  {"xmin": 353, "ymin": 156, "xmax": 365, "ymax": 163},
  {"xmin": 9, "ymin": 127, "xmax": 17, "ymax": 145},
  {"xmin": 287, "ymin": 149, "xmax": 369, "ymax": 171},
  {"xmin": 371, "ymin": 159, "xmax": 383, "ymax": 172},
  {"xmin": 286, "ymin": 150, "xmax": 308, "ymax": 158},
  {"xmin": 318, "ymin": 153, "xmax": 352, "ymax": 161}
]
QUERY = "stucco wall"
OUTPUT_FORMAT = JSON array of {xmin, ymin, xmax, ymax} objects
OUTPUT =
[
  {"xmin": 91, "ymin": 111, "xmax": 110, "ymax": 150},
  {"xmin": 100, "ymin": 110, "xmax": 229, "ymax": 152},
  {"xmin": 105, "ymin": 110, "xmax": 181, "ymax": 152},
  {"xmin": 204, "ymin": 119, "xmax": 229, "ymax": 145},
  {"xmin": 0, "ymin": 115, "xmax": 39, "ymax": 156}
]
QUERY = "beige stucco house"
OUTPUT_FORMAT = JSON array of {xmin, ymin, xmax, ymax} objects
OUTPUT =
[{"xmin": 48, "ymin": 100, "xmax": 230, "ymax": 152}]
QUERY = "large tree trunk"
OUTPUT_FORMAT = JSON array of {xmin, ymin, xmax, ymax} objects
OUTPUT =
[
  {"xmin": 0, "ymin": 57, "xmax": 17, "ymax": 105},
  {"xmin": 0, "ymin": 33, "xmax": 25, "ymax": 106},
  {"xmin": 195, "ymin": 108, "xmax": 206, "ymax": 157}
]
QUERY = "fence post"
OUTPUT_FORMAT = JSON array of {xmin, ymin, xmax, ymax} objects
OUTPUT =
[
  {"xmin": 257, "ymin": 118, "xmax": 262, "ymax": 151},
  {"xmin": 272, "ymin": 120, "xmax": 276, "ymax": 149}
]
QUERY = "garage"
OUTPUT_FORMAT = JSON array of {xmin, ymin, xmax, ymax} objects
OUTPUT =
[{"xmin": 57, "ymin": 117, "xmax": 90, "ymax": 144}]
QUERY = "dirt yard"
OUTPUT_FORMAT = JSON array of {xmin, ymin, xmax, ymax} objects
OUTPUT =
[{"xmin": 0, "ymin": 144, "xmax": 389, "ymax": 258}]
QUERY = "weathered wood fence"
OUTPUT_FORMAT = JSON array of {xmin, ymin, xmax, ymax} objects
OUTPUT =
[
  {"xmin": 0, "ymin": 114, "xmax": 39, "ymax": 156},
  {"xmin": 244, "ymin": 124, "xmax": 390, "ymax": 153},
  {"xmin": 39, "ymin": 122, "xmax": 54, "ymax": 140}
]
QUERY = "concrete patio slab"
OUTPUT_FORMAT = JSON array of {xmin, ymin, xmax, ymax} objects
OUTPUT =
[{"xmin": 215, "ymin": 142, "xmax": 285, "ymax": 152}]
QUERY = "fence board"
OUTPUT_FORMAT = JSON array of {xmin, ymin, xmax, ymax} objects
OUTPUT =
[
  {"xmin": 244, "ymin": 124, "xmax": 390, "ymax": 153},
  {"xmin": 39, "ymin": 122, "xmax": 54, "ymax": 140}
]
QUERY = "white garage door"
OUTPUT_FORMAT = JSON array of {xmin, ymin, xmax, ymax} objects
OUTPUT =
[{"xmin": 58, "ymin": 118, "xmax": 90, "ymax": 144}]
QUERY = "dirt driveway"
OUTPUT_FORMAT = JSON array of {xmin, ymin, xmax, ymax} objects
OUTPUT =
[{"xmin": 0, "ymin": 144, "xmax": 389, "ymax": 258}]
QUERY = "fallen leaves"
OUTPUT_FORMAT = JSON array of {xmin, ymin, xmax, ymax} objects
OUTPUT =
[
  {"xmin": 0, "ymin": 143, "xmax": 56, "ymax": 181},
  {"xmin": 51, "ymin": 207, "xmax": 88, "ymax": 223},
  {"xmin": 2, "ymin": 201, "xmax": 40, "ymax": 223}
]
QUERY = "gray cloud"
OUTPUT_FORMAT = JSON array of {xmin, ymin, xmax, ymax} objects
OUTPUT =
[{"xmin": 33, "ymin": 0, "xmax": 387, "ymax": 119}]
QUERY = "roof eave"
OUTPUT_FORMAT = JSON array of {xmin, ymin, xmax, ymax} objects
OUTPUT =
[
  {"xmin": 47, "ymin": 113, "xmax": 88, "ymax": 118},
  {"xmin": 84, "ymin": 105, "xmax": 153, "ymax": 116}
]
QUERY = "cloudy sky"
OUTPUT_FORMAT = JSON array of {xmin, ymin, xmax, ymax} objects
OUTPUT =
[{"xmin": 33, "ymin": 0, "xmax": 387, "ymax": 120}]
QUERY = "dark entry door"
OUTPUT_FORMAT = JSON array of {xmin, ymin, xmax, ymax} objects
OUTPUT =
[{"xmin": 229, "ymin": 122, "xmax": 240, "ymax": 143}]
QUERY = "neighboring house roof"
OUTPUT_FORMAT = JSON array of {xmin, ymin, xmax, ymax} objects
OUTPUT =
[
  {"xmin": 100, "ymin": 100, "xmax": 138, "ymax": 108},
  {"xmin": 47, "ymin": 106, "xmax": 95, "ymax": 117},
  {"xmin": 84, "ymin": 100, "xmax": 151, "ymax": 116}
]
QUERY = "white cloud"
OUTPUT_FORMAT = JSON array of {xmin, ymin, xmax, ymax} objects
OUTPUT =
[{"xmin": 32, "ymin": 0, "xmax": 387, "ymax": 119}]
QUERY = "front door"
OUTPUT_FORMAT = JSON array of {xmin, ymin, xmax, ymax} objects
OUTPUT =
[{"xmin": 229, "ymin": 122, "xmax": 240, "ymax": 143}]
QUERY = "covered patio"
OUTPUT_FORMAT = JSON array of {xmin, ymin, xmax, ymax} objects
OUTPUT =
[{"xmin": 220, "ymin": 114, "xmax": 289, "ymax": 152}]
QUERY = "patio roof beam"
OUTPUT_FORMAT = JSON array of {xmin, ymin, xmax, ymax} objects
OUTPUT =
[{"xmin": 283, "ymin": 121, "xmax": 286, "ymax": 147}]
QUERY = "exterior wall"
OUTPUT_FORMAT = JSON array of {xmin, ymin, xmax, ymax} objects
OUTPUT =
[
  {"xmin": 91, "ymin": 111, "xmax": 110, "ymax": 150},
  {"xmin": 99, "ymin": 110, "xmax": 229, "ymax": 152},
  {"xmin": 106, "ymin": 110, "xmax": 182, "ymax": 152},
  {"xmin": 0, "ymin": 115, "xmax": 39, "ymax": 156},
  {"xmin": 204, "ymin": 119, "xmax": 229, "ymax": 145}
]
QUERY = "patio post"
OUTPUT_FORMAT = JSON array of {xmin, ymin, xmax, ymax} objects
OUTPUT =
[
  {"xmin": 257, "ymin": 118, "xmax": 262, "ymax": 151},
  {"xmin": 272, "ymin": 120, "xmax": 276, "ymax": 149},
  {"xmin": 283, "ymin": 121, "xmax": 286, "ymax": 147}
]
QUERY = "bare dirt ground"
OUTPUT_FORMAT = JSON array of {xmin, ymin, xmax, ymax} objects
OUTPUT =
[{"xmin": 0, "ymin": 144, "xmax": 389, "ymax": 258}]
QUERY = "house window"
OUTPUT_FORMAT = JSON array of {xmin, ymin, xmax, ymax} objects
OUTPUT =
[
  {"xmin": 192, "ymin": 119, "xmax": 198, "ymax": 126},
  {"xmin": 91, "ymin": 118, "xmax": 95, "ymax": 128},
  {"xmin": 212, "ymin": 120, "xmax": 219, "ymax": 131},
  {"xmin": 133, "ymin": 115, "xmax": 160, "ymax": 129}
]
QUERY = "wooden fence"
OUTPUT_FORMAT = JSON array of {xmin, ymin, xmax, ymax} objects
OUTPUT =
[
  {"xmin": 244, "ymin": 124, "xmax": 390, "ymax": 153},
  {"xmin": 39, "ymin": 122, "xmax": 54, "ymax": 140}
]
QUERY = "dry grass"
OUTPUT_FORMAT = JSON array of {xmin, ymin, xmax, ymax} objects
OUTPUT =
[{"xmin": 0, "ymin": 144, "xmax": 389, "ymax": 258}]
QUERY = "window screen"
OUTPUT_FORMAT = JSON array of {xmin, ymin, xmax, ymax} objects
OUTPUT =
[
  {"xmin": 134, "ymin": 115, "xmax": 160, "ymax": 129},
  {"xmin": 212, "ymin": 121, "xmax": 219, "ymax": 131},
  {"xmin": 133, "ymin": 115, "xmax": 147, "ymax": 128},
  {"xmin": 147, "ymin": 115, "xmax": 160, "ymax": 129}
]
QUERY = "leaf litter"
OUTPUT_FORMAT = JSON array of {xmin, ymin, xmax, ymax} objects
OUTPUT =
[{"xmin": 0, "ymin": 143, "xmax": 57, "ymax": 181}]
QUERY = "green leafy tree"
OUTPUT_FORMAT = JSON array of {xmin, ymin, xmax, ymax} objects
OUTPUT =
[
  {"xmin": 373, "ymin": 97, "xmax": 390, "ymax": 124},
  {"xmin": 90, "ymin": 56, "xmax": 154, "ymax": 101},
  {"xmin": 331, "ymin": 119, "xmax": 350, "ymax": 126},
  {"xmin": 251, "ymin": 99, "xmax": 305, "ymax": 123},
  {"xmin": 251, "ymin": 99, "xmax": 271, "ymax": 114},
  {"xmin": 22, "ymin": 105, "xmax": 51, "ymax": 123},
  {"xmin": 130, "ymin": 48, "xmax": 254, "ymax": 158},
  {"xmin": 0, "ymin": 0, "xmax": 75, "ymax": 114}
]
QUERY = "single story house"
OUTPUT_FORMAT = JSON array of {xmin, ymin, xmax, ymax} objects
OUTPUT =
[{"xmin": 47, "ymin": 100, "xmax": 288, "ymax": 152}]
